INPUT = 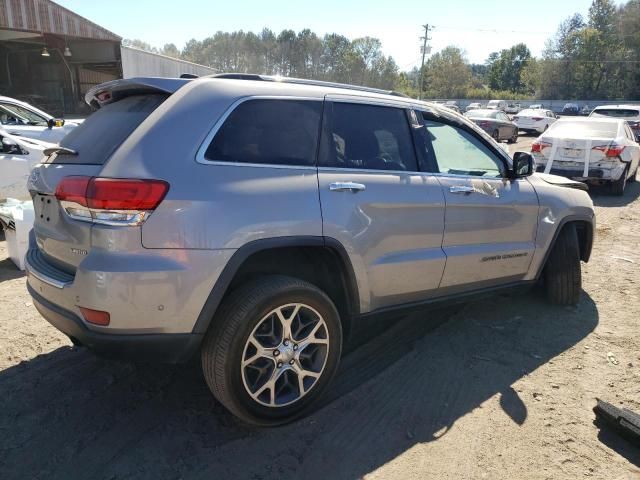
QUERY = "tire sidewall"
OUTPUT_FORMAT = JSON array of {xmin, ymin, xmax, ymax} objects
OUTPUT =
[{"xmin": 223, "ymin": 284, "xmax": 342, "ymax": 424}]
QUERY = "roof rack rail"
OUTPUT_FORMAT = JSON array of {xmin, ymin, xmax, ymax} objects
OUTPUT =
[{"xmin": 210, "ymin": 73, "xmax": 409, "ymax": 98}]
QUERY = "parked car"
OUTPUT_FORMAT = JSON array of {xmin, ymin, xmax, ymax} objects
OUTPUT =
[
  {"xmin": 561, "ymin": 103, "xmax": 580, "ymax": 116},
  {"xmin": 25, "ymin": 74, "xmax": 595, "ymax": 425},
  {"xmin": 464, "ymin": 108, "xmax": 519, "ymax": 143},
  {"xmin": 530, "ymin": 104, "xmax": 545, "ymax": 110},
  {"xmin": 589, "ymin": 105, "xmax": 640, "ymax": 141},
  {"xmin": 486, "ymin": 99, "xmax": 508, "ymax": 111},
  {"xmin": 580, "ymin": 105, "xmax": 593, "ymax": 116},
  {"xmin": 513, "ymin": 109, "xmax": 558, "ymax": 134},
  {"xmin": 505, "ymin": 103, "xmax": 521, "ymax": 114},
  {"xmin": 0, "ymin": 96, "xmax": 78, "ymax": 143},
  {"xmin": 0, "ymin": 129, "xmax": 52, "ymax": 200},
  {"xmin": 443, "ymin": 103, "xmax": 461, "ymax": 114},
  {"xmin": 531, "ymin": 117, "xmax": 640, "ymax": 195},
  {"xmin": 465, "ymin": 102, "xmax": 482, "ymax": 112}
]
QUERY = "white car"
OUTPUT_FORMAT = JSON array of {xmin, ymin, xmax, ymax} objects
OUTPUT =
[
  {"xmin": 0, "ymin": 96, "xmax": 79, "ymax": 144},
  {"xmin": 465, "ymin": 102, "xmax": 482, "ymax": 112},
  {"xmin": 589, "ymin": 105, "xmax": 640, "ymax": 141},
  {"xmin": 505, "ymin": 103, "xmax": 521, "ymax": 114},
  {"xmin": 529, "ymin": 104, "xmax": 544, "ymax": 110},
  {"xmin": 531, "ymin": 117, "xmax": 640, "ymax": 195},
  {"xmin": 0, "ymin": 129, "xmax": 52, "ymax": 200},
  {"xmin": 514, "ymin": 109, "xmax": 558, "ymax": 134},
  {"xmin": 486, "ymin": 99, "xmax": 507, "ymax": 111}
]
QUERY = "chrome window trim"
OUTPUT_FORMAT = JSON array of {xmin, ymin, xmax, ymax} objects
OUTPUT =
[
  {"xmin": 317, "ymin": 166, "xmax": 428, "ymax": 176},
  {"xmin": 195, "ymin": 95, "xmax": 324, "ymax": 167}
]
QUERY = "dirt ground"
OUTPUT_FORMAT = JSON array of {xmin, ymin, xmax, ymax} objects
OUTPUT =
[{"xmin": 1, "ymin": 137, "xmax": 639, "ymax": 479}]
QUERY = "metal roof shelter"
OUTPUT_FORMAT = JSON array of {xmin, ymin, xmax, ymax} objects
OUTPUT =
[{"xmin": 0, "ymin": 0, "xmax": 123, "ymax": 115}]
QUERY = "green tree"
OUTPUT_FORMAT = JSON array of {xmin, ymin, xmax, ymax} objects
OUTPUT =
[
  {"xmin": 423, "ymin": 46, "xmax": 471, "ymax": 98},
  {"xmin": 486, "ymin": 43, "xmax": 531, "ymax": 93}
]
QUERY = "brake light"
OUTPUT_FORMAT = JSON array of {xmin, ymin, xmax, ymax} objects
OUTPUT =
[
  {"xmin": 592, "ymin": 144, "xmax": 625, "ymax": 158},
  {"xmin": 55, "ymin": 176, "xmax": 169, "ymax": 226},
  {"xmin": 478, "ymin": 121, "xmax": 491, "ymax": 127},
  {"xmin": 531, "ymin": 140, "xmax": 552, "ymax": 153},
  {"xmin": 531, "ymin": 117, "xmax": 543, "ymax": 121},
  {"xmin": 513, "ymin": 116, "xmax": 519, "ymax": 121}
]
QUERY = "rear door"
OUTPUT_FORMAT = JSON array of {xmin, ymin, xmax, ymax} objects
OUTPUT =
[
  {"xmin": 28, "ymin": 93, "xmax": 168, "ymax": 273},
  {"xmin": 318, "ymin": 98, "xmax": 446, "ymax": 311},
  {"xmin": 418, "ymin": 112, "xmax": 539, "ymax": 291}
]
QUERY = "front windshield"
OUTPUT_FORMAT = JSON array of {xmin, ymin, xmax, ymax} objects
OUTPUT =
[{"xmin": 0, "ymin": 103, "xmax": 48, "ymax": 126}]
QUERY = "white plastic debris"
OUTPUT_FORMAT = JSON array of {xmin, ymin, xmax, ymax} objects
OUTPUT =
[{"xmin": 0, "ymin": 198, "xmax": 34, "ymax": 270}]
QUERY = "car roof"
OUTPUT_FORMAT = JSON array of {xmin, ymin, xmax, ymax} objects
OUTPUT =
[
  {"xmin": 556, "ymin": 116, "xmax": 623, "ymax": 124},
  {"xmin": 0, "ymin": 95, "xmax": 53, "ymax": 119},
  {"xmin": 592, "ymin": 104, "xmax": 640, "ymax": 110}
]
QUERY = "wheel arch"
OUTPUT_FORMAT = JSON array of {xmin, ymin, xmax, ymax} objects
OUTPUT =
[
  {"xmin": 536, "ymin": 215, "xmax": 594, "ymax": 279},
  {"xmin": 192, "ymin": 236, "xmax": 360, "ymax": 339}
]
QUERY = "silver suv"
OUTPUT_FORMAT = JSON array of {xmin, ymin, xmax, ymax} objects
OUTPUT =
[{"xmin": 25, "ymin": 74, "xmax": 595, "ymax": 425}]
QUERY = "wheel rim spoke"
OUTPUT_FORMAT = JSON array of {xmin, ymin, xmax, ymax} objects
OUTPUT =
[{"xmin": 241, "ymin": 302, "xmax": 330, "ymax": 408}]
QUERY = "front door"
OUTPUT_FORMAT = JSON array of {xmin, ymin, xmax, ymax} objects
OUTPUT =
[
  {"xmin": 418, "ymin": 113, "xmax": 539, "ymax": 292},
  {"xmin": 318, "ymin": 98, "xmax": 446, "ymax": 312}
]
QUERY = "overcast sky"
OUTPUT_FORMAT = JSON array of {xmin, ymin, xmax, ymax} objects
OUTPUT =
[{"xmin": 56, "ymin": 0, "xmax": 624, "ymax": 68}]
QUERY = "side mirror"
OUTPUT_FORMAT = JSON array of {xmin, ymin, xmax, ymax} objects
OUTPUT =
[
  {"xmin": 512, "ymin": 151, "xmax": 534, "ymax": 178},
  {"xmin": 47, "ymin": 118, "xmax": 65, "ymax": 129}
]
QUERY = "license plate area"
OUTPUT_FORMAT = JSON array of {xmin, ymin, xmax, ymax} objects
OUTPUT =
[
  {"xmin": 33, "ymin": 194, "xmax": 60, "ymax": 225},
  {"xmin": 561, "ymin": 148, "xmax": 584, "ymax": 159}
]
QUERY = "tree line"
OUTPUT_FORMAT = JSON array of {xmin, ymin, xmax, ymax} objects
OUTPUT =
[{"xmin": 123, "ymin": 0, "xmax": 640, "ymax": 100}]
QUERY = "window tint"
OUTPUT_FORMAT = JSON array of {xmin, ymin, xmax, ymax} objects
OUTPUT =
[
  {"xmin": 53, "ymin": 94, "xmax": 168, "ymax": 165},
  {"xmin": 205, "ymin": 99, "xmax": 322, "ymax": 166},
  {"xmin": 422, "ymin": 119, "xmax": 505, "ymax": 177},
  {"xmin": 592, "ymin": 108, "xmax": 639, "ymax": 118},
  {"xmin": 320, "ymin": 102, "xmax": 417, "ymax": 171}
]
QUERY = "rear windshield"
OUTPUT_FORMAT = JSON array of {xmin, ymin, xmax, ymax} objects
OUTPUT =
[
  {"xmin": 51, "ymin": 94, "xmax": 167, "ymax": 164},
  {"xmin": 487, "ymin": 101, "xmax": 501, "ymax": 106},
  {"xmin": 548, "ymin": 120, "xmax": 618, "ymax": 138},
  {"xmin": 592, "ymin": 108, "xmax": 639, "ymax": 118},
  {"xmin": 466, "ymin": 110, "xmax": 495, "ymax": 118}
]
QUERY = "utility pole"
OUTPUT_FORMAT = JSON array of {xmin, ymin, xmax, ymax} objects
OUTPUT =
[{"xmin": 419, "ymin": 24, "xmax": 433, "ymax": 100}]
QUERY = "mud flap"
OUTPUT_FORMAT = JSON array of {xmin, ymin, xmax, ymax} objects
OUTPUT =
[{"xmin": 594, "ymin": 398, "xmax": 640, "ymax": 447}]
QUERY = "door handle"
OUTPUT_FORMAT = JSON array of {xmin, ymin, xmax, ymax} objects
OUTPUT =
[
  {"xmin": 449, "ymin": 185, "xmax": 475, "ymax": 194},
  {"xmin": 329, "ymin": 182, "xmax": 366, "ymax": 193}
]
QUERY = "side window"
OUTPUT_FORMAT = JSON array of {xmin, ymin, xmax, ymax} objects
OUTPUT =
[
  {"xmin": 205, "ymin": 99, "xmax": 322, "ymax": 166},
  {"xmin": 421, "ymin": 118, "xmax": 505, "ymax": 177},
  {"xmin": 320, "ymin": 102, "xmax": 418, "ymax": 171}
]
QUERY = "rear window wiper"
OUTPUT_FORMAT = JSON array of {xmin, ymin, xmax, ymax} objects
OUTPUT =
[{"xmin": 43, "ymin": 147, "xmax": 78, "ymax": 156}]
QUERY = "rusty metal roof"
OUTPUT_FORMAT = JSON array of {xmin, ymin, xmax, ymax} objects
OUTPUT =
[{"xmin": 0, "ymin": 0, "xmax": 121, "ymax": 41}]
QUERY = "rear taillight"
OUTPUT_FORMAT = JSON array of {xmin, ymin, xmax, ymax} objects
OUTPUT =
[
  {"xmin": 592, "ymin": 144, "xmax": 625, "ymax": 158},
  {"xmin": 478, "ymin": 121, "xmax": 491, "ymax": 127},
  {"xmin": 55, "ymin": 176, "xmax": 169, "ymax": 226},
  {"xmin": 531, "ymin": 117, "xmax": 543, "ymax": 121},
  {"xmin": 513, "ymin": 116, "xmax": 519, "ymax": 121},
  {"xmin": 531, "ymin": 140, "xmax": 552, "ymax": 153}
]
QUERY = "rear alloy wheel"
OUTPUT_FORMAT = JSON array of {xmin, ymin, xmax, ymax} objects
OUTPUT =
[
  {"xmin": 543, "ymin": 223, "xmax": 581, "ymax": 305},
  {"xmin": 201, "ymin": 276, "xmax": 342, "ymax": 425},
  {"xmin": 611, "ymin": 166, "xmax": 628, "ymax": 196}
]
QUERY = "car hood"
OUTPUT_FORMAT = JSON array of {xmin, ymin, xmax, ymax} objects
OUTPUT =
[{"xmin": 533, "ymin": 172, "xmax": 588, "ymax": 191}]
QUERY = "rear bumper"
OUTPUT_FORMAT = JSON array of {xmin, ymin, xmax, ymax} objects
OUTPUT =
[
  {"xmin": 535, "ymin": 160, "xmax": 627, "ymax": 182},
  {"xmin": 28, "ymin": 283, "xmax": 202, "ymax": 363}
]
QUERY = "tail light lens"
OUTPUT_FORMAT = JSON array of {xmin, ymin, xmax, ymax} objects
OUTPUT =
[
  {"xmin": 531, "ymin": 117, "xmax": 543, "ymax": 121},
  {"xmin": 531, "ymin": 140, "xmax": 552, "ymax": 153},
  {"xmin": 478, "ymin": 121, "xmax": 491, "ymax": 127},
  {"xmin": 513, "ymin": 116, "xmax": 519, "ymax": 121},
  {"xmin": 592, "ymin": 144, "xmax": 625, "ymax": 158},
  {"xmin": 55, "ymin": 176, "xmax": 169, "ymax": 226}
]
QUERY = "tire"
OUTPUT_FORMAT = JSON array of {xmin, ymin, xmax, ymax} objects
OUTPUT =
[
  {"xmin": 508, "ymin": 129, "xmax": 518, "ymax": 144},
  {"xmin": 543, "ymin": 223, "xmax": 581, "ymax": 306},
  {"xmin": 201, "ymin": 275, "xmax": 342, "ymax": 426},
  {"xmin": 492, "ymin": 130, "xmax": 499, "ymax": 141},
  {"xmin": 611, "ymin": 166, "xmax": 628, "ymax": 196}
]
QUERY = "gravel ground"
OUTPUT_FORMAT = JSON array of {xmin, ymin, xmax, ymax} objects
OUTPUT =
[{"xmin": 0, "ymin": 136, "xmax": 638, "ymax": 479}]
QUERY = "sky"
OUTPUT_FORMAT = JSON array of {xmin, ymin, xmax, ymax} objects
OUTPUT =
[{"xmin": 56, "ymin": 0, "xmax": 624, "ymax": 69}]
